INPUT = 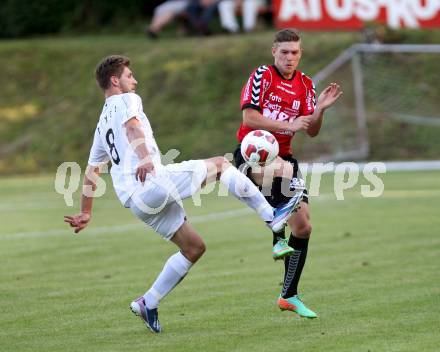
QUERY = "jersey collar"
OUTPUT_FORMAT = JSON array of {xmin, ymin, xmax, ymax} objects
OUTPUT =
[{"xmin": 272, "ymin": 65, "xmax": 296, "ymax": 81}]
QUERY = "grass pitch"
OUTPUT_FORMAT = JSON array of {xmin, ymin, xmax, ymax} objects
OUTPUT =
[{"xmin": 1, "ymin": 170, "xmax": 439, "ymax": 351}]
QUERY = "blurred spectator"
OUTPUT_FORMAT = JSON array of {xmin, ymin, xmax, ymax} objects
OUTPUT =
[
  {"xmin": 362, "ymin": 24, "xmax": 386, "ymax": 44},
  {"xmin": 185, "ymin": 0, "xmax": 220, "ymax": 36},
  {"xmin": 219, "ymin": 0, "xmax": 266, "ymax": 33},
  {"xmin": 147, "ymin": 0, "xmax": 190, "ymax": 39}
]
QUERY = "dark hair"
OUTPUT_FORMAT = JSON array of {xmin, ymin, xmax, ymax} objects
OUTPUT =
[
  {"xmin": 273, "ymin": 28, "xmax": 301, "ymax": 45},
  {"xmin": 95, "ymin": 55, "xmax": 130, "ymax": 90}
]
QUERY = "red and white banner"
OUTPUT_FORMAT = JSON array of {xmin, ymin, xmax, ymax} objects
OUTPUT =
[{"xmin": 273, "ymin": 0, "xmax": 440, "ymax": 30}]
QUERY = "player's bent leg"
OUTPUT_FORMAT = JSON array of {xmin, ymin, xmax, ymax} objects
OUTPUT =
[
  {"xmin": 203, "ymin": 157, "xmax": 301, "ymax": 234},
  {"xmin": 249, "ymin": 156, "xmax": 294, "ymax": 188},
  {"xmin": 288, "ymin": 202, "xmax": 312, "ymax": 239},
  {"xmin": 130, "ymin": 216, "xmax": 204, "ymax": 332},
  {"xmin": 269, "ymin": 191, "xmax": 304, "ymax": 234},
  {"xmin": 130, "ymin": 182, "xmax": 172, "ymax": 217},
  {"xmin": 269, "ymin": 160, "xmax": 305, "ymax": 259},
  {"xmin": 203, "ymin": 156, "xmax": 275, "ymax": 222},
  {"xmin": 170, "ymin": 221, "xmax": 206, "ymax": 263},
  {"xmin": 202, "ymin": 156, "xmax": 230, "ymax": 186},
  {"xmin": 230, "ymin": 152, "xmax": 300, "ymax": 251}
]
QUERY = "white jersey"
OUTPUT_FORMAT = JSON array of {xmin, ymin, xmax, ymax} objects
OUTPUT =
[{"xmin": 88, "ymin": 93, "xmax": 164, "ymax": 206}]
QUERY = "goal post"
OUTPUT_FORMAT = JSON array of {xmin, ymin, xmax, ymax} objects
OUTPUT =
[{"xmin": 304, "ymin": 43, "xmax": 440, "ymax": 162}]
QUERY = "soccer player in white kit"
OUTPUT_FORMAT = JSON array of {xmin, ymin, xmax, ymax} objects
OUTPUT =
[{"xmin": 64, "ymin": 55, "xmax": 300, "ymax": 333}]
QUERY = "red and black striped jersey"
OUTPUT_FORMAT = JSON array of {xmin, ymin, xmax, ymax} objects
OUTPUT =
[{"xmin": 237, "ymin": 64, "xmax": 316, "ymax": 156}]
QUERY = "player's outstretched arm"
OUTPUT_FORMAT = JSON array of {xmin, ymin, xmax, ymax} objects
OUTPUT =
[
  {"xmin": 307, "ymin": 82, "xmax": 343, "ymax": 137},
  {"xmin": 64, "ymin": 165, "xmax": 101, "ymax": 233}
]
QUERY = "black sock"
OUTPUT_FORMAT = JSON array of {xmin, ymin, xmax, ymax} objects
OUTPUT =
[
  {"xmin": 282, "ymin": 235, "xmax": 309, "ymax": 298},
  {"xmin": 271, "ymin": 177, "xmax": 292, "ymax": 206},
  {"xmin": 272, "ymin": 230, "xmax": 286, "ymax": 246},
  {"xmin": 270, "ymin": 177, "xmax": 291, "ymax": 247}
]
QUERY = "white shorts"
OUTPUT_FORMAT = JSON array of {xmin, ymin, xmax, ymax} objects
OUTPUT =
[{"xmin": 128, "ymin": 160, "xmax": 207, "ymax": 240}]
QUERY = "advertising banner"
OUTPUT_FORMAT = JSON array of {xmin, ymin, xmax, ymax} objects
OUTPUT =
[{"xmin": 273, "ymin": 0, "xmax": 440, "ymax": 30}]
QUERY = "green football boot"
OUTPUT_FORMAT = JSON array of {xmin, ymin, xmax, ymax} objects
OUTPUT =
[
  {"xmin": 278, "ymin": 295, "xmax": 318, "ymax": 318},
  {"xmin": 272, "ymin": 238, "xmax": 294, "ymax": 260}
]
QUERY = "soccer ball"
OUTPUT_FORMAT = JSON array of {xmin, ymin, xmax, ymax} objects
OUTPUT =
[{"xmin": 240, "ymin": 130, "xmax": 279, "ymax": 167}]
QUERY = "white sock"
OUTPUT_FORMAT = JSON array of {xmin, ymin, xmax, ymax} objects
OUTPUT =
[
  {"xmin": 243, "ymin": 0, "xmax": 261, "ymax": 31},
  {"xmin": 218, "ymin": 0, "xmax": 239, "ymax": 32},
  {"xmin": 144, "ymin": 251, "xmax": 193, "ymax": 309},
  {"xmin": 219, "ymin": 166, "xmax": 273, "ymax": 222}
]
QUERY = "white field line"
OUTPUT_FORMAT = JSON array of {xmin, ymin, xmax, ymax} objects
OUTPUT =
[
  {"xmin": 0, "ymin": 208, "xmax": 253, "ymax": 241},
  {"xmin": 1, "ymin": 189, "xmax": 439, "ymax": 241},
  {"xmin": 299, "ymin": 160, "xmax": 440, "ymax": 173},
  {"xmin": 0, "ymin": 194, "xmax": 334, "ymax": 240},
  {"xmin": 0, "ymin": 200, "xmax": 120, "ymax": 211}
]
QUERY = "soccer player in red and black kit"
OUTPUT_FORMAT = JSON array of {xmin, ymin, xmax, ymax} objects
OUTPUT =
[{"xmin": 234, "ymin": 29, "xmax": 342, "ymax": 318}]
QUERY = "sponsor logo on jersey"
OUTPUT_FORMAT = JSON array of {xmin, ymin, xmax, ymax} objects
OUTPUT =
[
  {"xmin": 269, "ymin": 92, "xmax": 282, "ymax": 102},
  {"xmin": 276, "ymin": 84, "xmax": 296, "ymax": 95},
  {"xmin": 263, "ymin": 100, "xmax": 282, "ymax": 111},
  {"xmin": 277, "ymin": 130, "xmax": 294, "ymax": 136},
  {"xmin": 292, "ymin": 100, "xmax": 300, "ymax": 110},
  {"xmin": 263, "ymin": 80, "xmax": 270, "ymax": 92},
  {"xmin": 262, "ymin": 107, "xmax": 291, "ymax": 122}
]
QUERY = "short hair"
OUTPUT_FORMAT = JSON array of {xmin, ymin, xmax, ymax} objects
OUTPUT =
[
  {"xmin": 273, "ymin": 28, "xmax": 301, "ymax": 45},
  {"xmin": 95, "ymin": 55, "xmax": 130, "ymax": 90}
]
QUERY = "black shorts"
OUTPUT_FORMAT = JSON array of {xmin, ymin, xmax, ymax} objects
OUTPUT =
[{"xmin": 233, "ymin": 144, "xmax": 309, "ymax": 207}]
